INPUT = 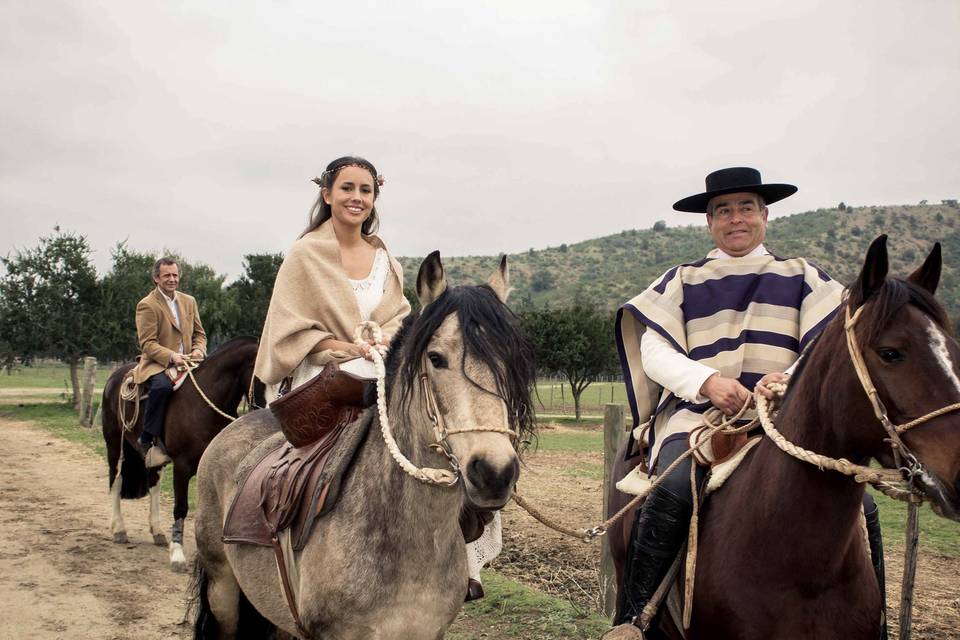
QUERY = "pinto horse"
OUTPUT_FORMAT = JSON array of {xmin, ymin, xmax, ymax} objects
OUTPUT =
[
  {"xmin": 101, "ymin": 336, "xmax": 265, "ymax": 571},
  {"xmin": 608, "ymin": 236, "xmax": 960, "ymax": 639},
  {"xmin": 191, "ymin": 253, "xmax": 537, "ymax": 639}
]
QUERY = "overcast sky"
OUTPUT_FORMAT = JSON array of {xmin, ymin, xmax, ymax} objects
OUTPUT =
[{"xmin": 2, "ymin": 0, "xmax": 958, "ymax": 279}]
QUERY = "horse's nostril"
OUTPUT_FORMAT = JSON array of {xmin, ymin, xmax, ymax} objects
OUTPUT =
[{"xmin": 468, "ymin": 456, "xmax": 519, "ymax": 493}]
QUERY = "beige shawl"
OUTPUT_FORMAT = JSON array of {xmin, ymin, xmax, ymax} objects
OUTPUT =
[{"xmin": 254, "ymin": 220, "xmax": 411, "ymax": 385}]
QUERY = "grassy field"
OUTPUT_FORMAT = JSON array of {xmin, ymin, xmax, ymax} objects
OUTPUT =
[
  {"xmin": 0, "ymin": 362, "xmax": 117, "ymax": 389},
  {"xmin": 534, "ymin": 381, "xmax": 627, "ymax": 417}
]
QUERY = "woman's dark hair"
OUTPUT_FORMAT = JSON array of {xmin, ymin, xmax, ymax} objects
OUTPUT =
[{"xmin": 302, "ymin": 156, "xmax": 381, "ymax": 237}]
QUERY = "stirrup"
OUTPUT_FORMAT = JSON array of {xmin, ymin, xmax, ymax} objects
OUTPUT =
[
  {"xmin": 144, "ymin": 442, "xmax": 172, "ymax": 468},
  {"xmin": 601, "ymin": 623, "xmax": 644, "ymax": 640}
]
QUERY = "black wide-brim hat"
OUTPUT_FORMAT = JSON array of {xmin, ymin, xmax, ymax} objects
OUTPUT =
[{"xmin": 673, "ymin": 167, "xmax": 797, "ymax": 213}]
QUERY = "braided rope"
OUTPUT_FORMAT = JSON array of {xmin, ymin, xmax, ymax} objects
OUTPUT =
[
  {"xmin": 756, "ymin": 382, "xmax": 922, "ymax": 503},
  {"xmin": 357, "ymin": 321, "xmax": 459, "ymax": 487},
  {"xmin": 512, "ymin": 402, "xmax": 756, "ymax": 542},
  {"xmin": 185, "ymin": 363, "xmax": 237, "ymax": 421}
]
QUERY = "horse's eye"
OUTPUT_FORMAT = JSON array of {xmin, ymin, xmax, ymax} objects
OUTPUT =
[
  {"xmin": 877, "ymin": 347, "xmax": 904, "ymax": 363},
  {"xmin": 427, "ymin": 351, "xmax": 448, "ymax": 369}
]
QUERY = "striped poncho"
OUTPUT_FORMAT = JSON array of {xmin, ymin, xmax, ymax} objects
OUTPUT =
[{"xmin": 615, "ymin": 251, "xmax": 843, "ymax": 468}]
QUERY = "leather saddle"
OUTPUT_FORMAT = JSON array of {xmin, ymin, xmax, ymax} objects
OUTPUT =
[{"xmin": 223, "ymin": 407, "xmax": 371, "ymax": 550}]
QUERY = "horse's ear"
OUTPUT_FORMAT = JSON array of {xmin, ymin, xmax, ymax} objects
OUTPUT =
[
  {"xmin": 907, "ymin": 243, "xmax": 941, "ymax": 295},
  {"xmin": 849, "ymin": 235, "xmax": 889, "ymax": 309},
  {"xmin": 416, "ymin": 250, "xmax": 447, "ymax": 308},
  {"xmin": 487, "ymin": 255, "xmax": 511, "ymax": 303}
]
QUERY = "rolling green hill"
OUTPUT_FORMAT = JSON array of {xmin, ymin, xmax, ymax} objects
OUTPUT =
[{"xmin": 399, "ymin": 203, "xmax": 960, "ymax": 318}]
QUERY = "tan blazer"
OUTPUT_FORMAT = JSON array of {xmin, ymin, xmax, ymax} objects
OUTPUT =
[{"xmin": 133, "ymin": 288, "xmax": 207, "ymax": 384}]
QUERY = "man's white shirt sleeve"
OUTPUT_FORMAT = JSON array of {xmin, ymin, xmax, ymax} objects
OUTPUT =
[{"xmin": 640, "ymin": 329, "xmax": 716, "ymax": 404}]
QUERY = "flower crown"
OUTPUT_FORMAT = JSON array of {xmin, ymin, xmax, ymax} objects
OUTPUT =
[{"xmin": 311, "ymin": 164, "xmax": 385, "ymax": 189}]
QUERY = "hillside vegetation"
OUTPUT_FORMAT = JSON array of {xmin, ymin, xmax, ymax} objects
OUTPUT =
[{"xmin": 399, "ymin": 204, "xmax": 960, "ymax": 318}]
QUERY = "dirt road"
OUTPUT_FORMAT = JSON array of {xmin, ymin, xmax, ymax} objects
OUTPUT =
[{"xmin": 0, "ymin": 417, "xmax": 194, "ymax": 639}]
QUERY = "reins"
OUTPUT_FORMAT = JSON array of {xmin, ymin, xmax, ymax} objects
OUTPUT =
[{"xmin": 356, "ymin": 320, "xmax": 519, "ymax": 488}]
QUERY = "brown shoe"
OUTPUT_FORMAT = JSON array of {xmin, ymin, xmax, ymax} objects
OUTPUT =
[
  {"xmin": 464, "ymin": 578, "xmax": 485, "ymax": 602},
  {"xmin": 601, "ymin": 624, "xmax": 644, "ymax": 640}
]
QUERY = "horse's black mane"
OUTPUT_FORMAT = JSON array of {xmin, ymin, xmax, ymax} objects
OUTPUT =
[
  {"xmin": 385, "ymin": 285, "xmax": 537, "ymax": 454},
  {"xmin": 790, "ymin": 277, "xmax": 950, "ymax": 388}
]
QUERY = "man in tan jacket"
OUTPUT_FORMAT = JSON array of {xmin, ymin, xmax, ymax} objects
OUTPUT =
[{"xmin": 133, "ymin": 257, "xmax": 207, "ymax": 465}]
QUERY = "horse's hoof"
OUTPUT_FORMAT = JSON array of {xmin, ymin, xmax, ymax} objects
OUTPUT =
[
  {"xmin": 169, "ymin": 542, "xmax": 188, "ymax": 573},
  {"xmin": 153, "ymin": 533, "xmax": 168, "ymax": 546},
  {"xmin": 112, "ymin": 532, "xmax": 129, "ymax": 544},
  {"xmin": 601, "ymin": 624, "xmax": 645, "ymax": 640}
]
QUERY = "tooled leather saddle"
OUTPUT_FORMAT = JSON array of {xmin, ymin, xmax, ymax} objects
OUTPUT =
[{"xmin": 222, "ymin": 363, "xmax": 369, "ymax": 549}]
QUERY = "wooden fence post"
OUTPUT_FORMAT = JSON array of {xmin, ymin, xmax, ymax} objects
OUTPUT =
[
  {"xmin": 79, "ymin": 356, "xmax": 97, "ymax": 427},
  {"xmin": 601, "ymin": 403, "xmax": 626, "ymax": 619}
]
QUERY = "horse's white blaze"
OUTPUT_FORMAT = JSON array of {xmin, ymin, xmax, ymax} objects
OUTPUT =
[
  {"xmin": 148, "ymin": 483, "xmax": 162, "ymax": 536},
  {"xmin": 109, "ymin": 474, "xmax": 125, "ymax": 536},
  {"xmin": 925, "ymin": 318, "xmax": 960, "ymax": 397}
]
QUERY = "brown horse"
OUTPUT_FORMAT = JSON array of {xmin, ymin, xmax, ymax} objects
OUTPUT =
[
  {"xmin": 608, "ymin": 236, "xmax": 960, "ymax": 638},
  {"xmin": 101, "ymin": 336, "xmax": 265, "ymax": 571}
]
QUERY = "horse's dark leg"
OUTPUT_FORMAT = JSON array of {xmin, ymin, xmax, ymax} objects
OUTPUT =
[{"xmin": 169, "ymin": 462, "xmax": 191, "ymax": 572}]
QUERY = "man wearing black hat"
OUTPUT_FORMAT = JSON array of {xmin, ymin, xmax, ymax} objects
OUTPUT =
[{"xmin": 607, "ymin": 168, "xmax": 887, "ymax": 639}]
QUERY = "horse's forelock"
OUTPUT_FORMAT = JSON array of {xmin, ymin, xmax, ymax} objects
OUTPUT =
[
  {"xmin": 785, "ymin": 278, "xmax": 951, "ymax": 408},
  {"xmin": 857, "ymin": 278, "xmax": 952, "ymax": 347},
  {"xmin": 390, "ymin": 285, "xmax": 537, "ymax": 454}
]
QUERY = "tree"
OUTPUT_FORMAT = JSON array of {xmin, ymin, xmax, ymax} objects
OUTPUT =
[
  {"xmin": 530, "ymin": 269, "xmax": 555, "ymax": 292},
  {"xmin": 653, "ymin": 220, "xmax": 667, "ymax": 232},
  {"xmin": 0, "ymin": 228, "xmax": 99, "ymax": 406},
  {"xmin": 220, "ymin": 253, "xmax": 285, "ymax": 338},
  {"xmin": 521, "ymin": 304, "xmax": 618, "ymax": 420},
  {"xmin": 96, "ymin": 242, "xmax": 156, "ymax": 362}
]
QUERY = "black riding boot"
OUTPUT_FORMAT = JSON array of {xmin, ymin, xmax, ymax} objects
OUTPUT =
[
  {"xmin": 864, "ymin": 506, "xmax": 888, "ymax": 640},
  {"xmin": 615, "ymin": 486, "xmax": 692, "ymax": 626}
]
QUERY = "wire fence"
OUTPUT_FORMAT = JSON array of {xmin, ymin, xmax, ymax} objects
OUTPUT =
[{"xmin": 534, "ymin": 376, "xmax": 626, "ymax": 418}]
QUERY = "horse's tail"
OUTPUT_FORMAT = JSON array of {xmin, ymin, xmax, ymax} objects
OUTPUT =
[
  {"xmin": 189, "ymin": 556, "xmax": 280, "ymax": 640},
  {"xmin": 117, "ymin": 438, "xmax": 154, "ymax": 500},
  {"xmin": 190, "ymin": 556, "xmax": 218, "ymax": 640}
]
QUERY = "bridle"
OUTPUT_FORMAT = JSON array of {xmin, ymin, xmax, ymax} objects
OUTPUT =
[
  {"xmin": 844, "ymin": 304, "xmax": 960, "ymax": 488},
  {"xmin": 359, "ymin": 320, "xmax": 519, "ymax": 487},
  {"xmin": 417, "ymin": 352, "xmax": 520, "ymax": 470}
]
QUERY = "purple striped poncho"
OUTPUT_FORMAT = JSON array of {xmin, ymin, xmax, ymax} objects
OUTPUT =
[{"xmin": 616, "ymin": 252, "xmax": 843, "ymax": 468}]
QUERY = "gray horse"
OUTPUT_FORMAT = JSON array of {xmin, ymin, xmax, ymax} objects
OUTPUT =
[{"xmin": 192, "ymin": 253, "xmax": 537, "ymax": 639}]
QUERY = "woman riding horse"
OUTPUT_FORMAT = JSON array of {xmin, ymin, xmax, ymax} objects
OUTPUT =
[
  {"xmin": 193, "ymin": 252, "xmax": 536, "ymax": 638},
  {"xmin": 254, "ymin": 156, "xmax": 500, "ymax": 598}
]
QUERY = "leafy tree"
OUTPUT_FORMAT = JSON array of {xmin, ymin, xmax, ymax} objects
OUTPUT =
[
  {"xmin": 97, "ymin": 243, "xmax": 156, "ymax": 362},
  {"xmin": 653, "ymin": 220, "xmax": 667, "ymax": 232},
  {"xmin": 0, "ymin": 228, "xmax": 99, "ymax": 406},
  {"xmin": 220, "ymin": 253, "xmax": 284, "ymax": 338},
  {"xmin": 530, "ymin": 269, "xmax": 555, "ymax": 292},
  {"xmin": 520, "ymin": 304, "xmax": 618, "ymax": 420}
]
